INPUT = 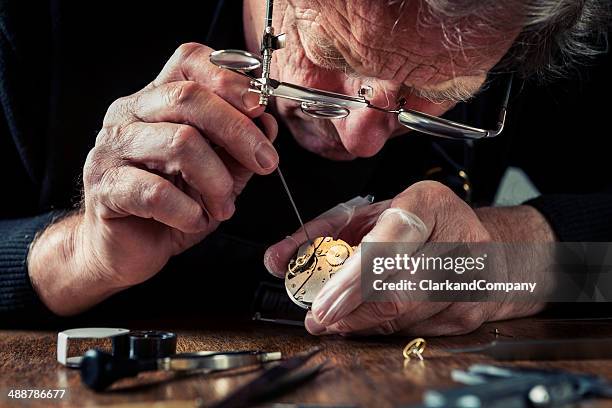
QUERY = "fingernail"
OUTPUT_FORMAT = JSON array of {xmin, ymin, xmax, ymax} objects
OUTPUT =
[
  {"xmin": 305, "ymin": 313, "xmax": 327, "ymax": 335},
  {"xmin": 264, "ymin": 236, "xmax": 301, "ymax": 277},
  {"xmin": 255, "ymin": 142, "xmax": 278, "ymax": 170},
  {"xmin": 263, "ymin": 248, "xmax": 282, "ymax": 277},
  {"xmin": 242, "ymin": 90, "xmax": 261, "ymax": 111}
]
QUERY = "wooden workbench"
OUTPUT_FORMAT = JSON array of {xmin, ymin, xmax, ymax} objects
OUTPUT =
[{"xmin": 2, "ymin": 317, "xmax": 612, "ymax": 407}]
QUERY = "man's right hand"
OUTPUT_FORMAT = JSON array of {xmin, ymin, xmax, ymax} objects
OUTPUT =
[{"xmin": 28, "ymin": 43, "xmax": 279, "ymax": 315}]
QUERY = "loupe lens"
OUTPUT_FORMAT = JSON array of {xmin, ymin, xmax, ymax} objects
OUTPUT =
[
  {"xmin": 301, "ymin": 102, "xmax": 349, "ymax": 119},
  {"xmin": 209, "ymin": 50, "xmax": 262, "ymax": 71}
]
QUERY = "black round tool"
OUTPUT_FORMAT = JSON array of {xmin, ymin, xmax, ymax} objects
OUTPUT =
[
  {"xmin": 119, "ymin": 330, "xmax": 177, "ymax": 360},
  {"xmin": 79, "ymin": 330, "xmax": 177, "ymax": 391},
  {"xmin": 80, "ymin": 349, "xmax": 158, "ymax": 391}
]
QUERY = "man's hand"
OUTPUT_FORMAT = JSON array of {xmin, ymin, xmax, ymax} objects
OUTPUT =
[
  {"xmin": 28, "ymin": 43, "xmax": 278, "ymax": 316},
  {"xmin": 265, "ymin": 181, "xmax": 556, "ymax": 336}
]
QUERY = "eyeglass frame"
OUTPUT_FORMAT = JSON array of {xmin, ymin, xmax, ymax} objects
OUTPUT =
[{"xmin": 210, "ymin": 49, "xmax": 513, "ymax": 141}]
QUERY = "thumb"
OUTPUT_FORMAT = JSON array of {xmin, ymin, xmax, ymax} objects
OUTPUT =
[
  {"xmin": 264, "ymin": 196, "xmax": 373, "ymax": 278},
  {"xmin": 310, "ymin": 207, "xmax": 430, "ymax": 326}
]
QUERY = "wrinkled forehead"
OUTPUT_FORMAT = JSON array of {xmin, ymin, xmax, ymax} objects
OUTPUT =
[{"xmin": 286, "ymin": 0, "xmax": 518, "ymax": 85}]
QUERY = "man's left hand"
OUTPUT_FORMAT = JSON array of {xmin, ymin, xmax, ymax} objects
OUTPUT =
[{"xmin": 264, "ymin": 181, "xmax": 556, "ymax": 336}]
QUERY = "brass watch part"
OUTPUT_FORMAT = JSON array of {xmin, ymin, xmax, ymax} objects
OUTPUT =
[{"xmin": 285, "ymin": 237, "xmax": 354, "ymax": 310}]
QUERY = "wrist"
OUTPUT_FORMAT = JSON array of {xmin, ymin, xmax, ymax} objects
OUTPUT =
[
  {"xmin": 474, "ymin": 206, "xmax": 555, "ymax": 320},
  {"xmin": 28, "ymin": 211, "xmax": 118, "ymax": 316}
]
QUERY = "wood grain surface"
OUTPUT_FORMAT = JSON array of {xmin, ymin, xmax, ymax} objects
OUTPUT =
[{"xmin": 2, "ymin": 317, "xmax": 612, "ymax": 407}]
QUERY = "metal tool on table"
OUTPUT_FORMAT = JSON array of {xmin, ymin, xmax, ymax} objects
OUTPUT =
[
  {"xmin": 209, "ymin": 347, "xmax": 324, "ymax": 408},
  {"xmin": 57, "ymin": 328, "xmax": 177, "ymax": 368},
  {"xmin": 58, "ymin": 328, "xmax": 282, "ymax": 392},
  {"xmin": 252, "ymin": 282, "xmax": 307, "ymax": 326},
  {"xmin": 419, "ymin": 364, "xmax": 612, "ymax": 408},
  {"xmin": 80, "ymin": 348, "xmax": 282, "ymax": 391},
  {"xmin": 444, "ymin": 337, "xmax": 612, "ymax": 360}
]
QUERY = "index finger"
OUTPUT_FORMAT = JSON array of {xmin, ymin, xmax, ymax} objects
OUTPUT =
[
  {"xmin": 152, "ymin": 43, "xmax": 264, "ymax": 118},
  {"xmin": 117, "ymin": 81, "xmax": 278, "ymax": 175}
]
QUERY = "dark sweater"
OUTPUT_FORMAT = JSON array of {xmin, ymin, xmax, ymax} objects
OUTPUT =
[{"xmin": 1, "ymin": 0, "xmax": 611, "ymax": 326}]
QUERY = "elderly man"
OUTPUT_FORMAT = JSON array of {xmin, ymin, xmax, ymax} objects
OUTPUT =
[{"xmin": 0, "ymin": 0, "xmax": 610, "ymax": 333}]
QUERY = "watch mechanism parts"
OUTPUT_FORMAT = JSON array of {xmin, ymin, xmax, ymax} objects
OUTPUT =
[{"xmin": 285, "ymin": 237, "xmax": 355, "ymax": 309}]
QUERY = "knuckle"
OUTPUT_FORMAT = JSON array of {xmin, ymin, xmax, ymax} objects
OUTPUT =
[
  {"xmin": 94, "ymin": 126, "xmax": 112, "ymax": 147},
  {"xmin": 211, "ymin": 69, "xmax": 236, "ymax": 90},
  {"xmin": 169, "ymin": 125, "xmax": 199, "ymax": 156},
  {"xmin": 391, "ymin": 181, "xmax": 468, "ymax": 232},
  {"xmin": 421, "ymin": 181, "xmax": 455, "ymax": 206},
  {"xmin": 95, "ymin": 125, "xmax": 125, "ymax": 150},
  {"xmin": 168, "ymin": 125, "xmax": 234, "ymax": 200},
  {"xmin": 142, "ymin": 181, "xmax": 171, "ymax": 209},
  {"xmin": 104, "ymin": 96, "xmax": 134, "ymax": 125},
  {"xmin": 209, "ymin": 175, "xmax": 234, "ymax": 199},
  {"xmin": 164, "ymin": 81, "xmax": 201, "ymax": 109},
  {"xmin": 399, "ymin": 180, "xmax": 455, "ymax": 207},
  {"xmin": 175, "ymin": 42, "xmax": 204, "ymax": 63}
]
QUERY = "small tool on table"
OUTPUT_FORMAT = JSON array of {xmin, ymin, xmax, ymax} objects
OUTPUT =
[
  {"xmin": 444, "ymin": 337, "xmax": 612, "ymax": 360},
  {"xmin": 419, "ymin": 364, "xmax": 612, "ymax": 407},
  {"xmin": 58, "ymin": 328, "xmax": 178, "ymax": 368},
  {"xmin": 209, "ymin": 347, "xmax": 324, "ymax": 408},
  {"xmin": 80, "ymin": 349, "xmax": 281, "ymax": 391}
]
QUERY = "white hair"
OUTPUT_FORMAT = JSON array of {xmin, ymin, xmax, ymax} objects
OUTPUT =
[{"xmin": 389, "ymin": 0, "xmax": 611, "ymax": 80}]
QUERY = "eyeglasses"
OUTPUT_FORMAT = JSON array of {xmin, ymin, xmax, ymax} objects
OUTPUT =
[{"xmin": 210, "ymin": 48, "xmax": 513, "ymax": 141}]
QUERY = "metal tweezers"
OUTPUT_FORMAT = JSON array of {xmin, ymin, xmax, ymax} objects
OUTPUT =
[{"xmin": 208, "ymin": 347, "xmax": 326, "ymax": 408}]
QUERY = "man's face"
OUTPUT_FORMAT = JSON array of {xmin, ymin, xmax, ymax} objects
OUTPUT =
[{"xmin": 263, "ymin": 0, "xmax": 519, "ymax": 160}]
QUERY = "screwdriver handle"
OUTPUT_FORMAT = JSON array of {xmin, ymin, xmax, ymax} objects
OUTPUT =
[{"xmin": 80, "ymin": 348, "xmax": 157, "ymax": 391}]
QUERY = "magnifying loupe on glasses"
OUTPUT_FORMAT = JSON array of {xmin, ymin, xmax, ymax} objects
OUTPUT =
[{"xmin": 210, "ymin": 49, "xmax": 513, "ymax": 140}]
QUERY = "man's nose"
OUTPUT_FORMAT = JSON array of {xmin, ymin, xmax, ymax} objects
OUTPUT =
[{"xmin": 333, "ymin": 86, "xmax": 400, "ymax": 157}]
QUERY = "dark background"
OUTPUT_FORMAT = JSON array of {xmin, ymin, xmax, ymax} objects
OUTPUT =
[{"xmin": 1, "ymin": 0, "xmax": 610, "ymax": 325}]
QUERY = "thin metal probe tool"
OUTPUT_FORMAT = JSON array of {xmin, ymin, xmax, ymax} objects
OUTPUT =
[
  {"xmin": 277, "ymin": 166, "xmax": 312, "ymax": 244},
  {"xmin": 258, "ymin": 0, "xmax": 312, "ymax": 245}
]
